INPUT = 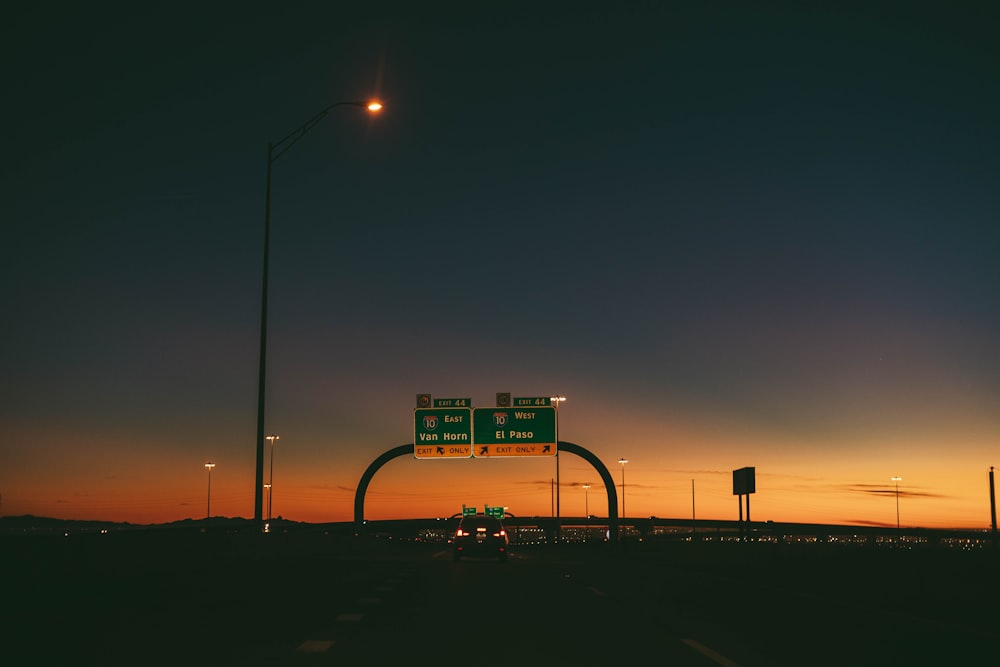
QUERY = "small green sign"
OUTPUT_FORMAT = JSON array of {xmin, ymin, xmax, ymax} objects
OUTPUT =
[
  {"xmin": 512, "ymin": 396, "xmax": 552, "ymax": 407},
  {"xmin": 434, "ymin": 397, "xmax": 471, "ymax": 407}
]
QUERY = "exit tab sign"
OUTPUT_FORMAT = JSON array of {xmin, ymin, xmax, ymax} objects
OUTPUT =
[
  {"xmin": 434, "ymin": 398, "xmax": 471, "ymax": 408},
  {"xmin": 512, "ymin": 397, "xmax": 551, "ymax": 407}
]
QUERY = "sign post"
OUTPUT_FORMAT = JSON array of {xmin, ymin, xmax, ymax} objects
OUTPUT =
[{"xmin": 733, "ymin": 466, "xmax": 756, "ymax": 540}]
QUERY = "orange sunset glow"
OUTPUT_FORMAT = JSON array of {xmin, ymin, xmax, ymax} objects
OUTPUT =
[{"xmin": 5, "ymin": 386, "xmax": 996, "ymax": 531}]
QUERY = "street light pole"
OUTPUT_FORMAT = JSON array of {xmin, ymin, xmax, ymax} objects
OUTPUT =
[
  {"xmin": 618, "ymin": 458, "xmax": 628, "ymax": 518},
  {"xmin": 550, "ymin": 396, "xmax": 566, "ymax": 522},
  {"xmin": 254, "ymin": 100, "xmax": 382, "ymax": 524},
  {"xmin": 263, "ymin": 483, "xmax": 271, "ymax": 526},
  {"xmin": 582, "ymin": 483, "xmax": 590, "ymax": 518},
  {"xmin": 205, "ymin": 462, "xmax": 216, "ymax": 523},
  {"xmin": 266, "ymin": 434, "xmax": 279, "ymax": 521},
  {"xmin": 891, "ymin": 476, "xmax": 902, "ymax": 529}
]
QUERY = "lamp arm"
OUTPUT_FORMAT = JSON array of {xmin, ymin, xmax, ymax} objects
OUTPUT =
[{"xmin": 269, "ymin": 101, "xmax": 369, "ymax": 163}]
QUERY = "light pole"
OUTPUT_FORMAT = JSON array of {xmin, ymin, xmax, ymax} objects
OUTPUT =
[
  {"xmin": 891, "ymin": 476, "xmax": 902, "ymax": 529},
  {"xmin": 205, "ymin": 462, "xmax": 216, "ymax": 522},
  {"xmin": 254, "ymin": 99, "xmax": 382, "ymax": 524},
  {"xmin": 582, "ymin": 483, "xmax": 591, "ymax": 518},
  {"xmin": 263, "ymin": 483, "xmax": 271, "ymax": 527},
  {"xmin": 266, "ymin": 434, "xmax": 280, "ymax": 521},
  {"xmin": 618, "ymin": 457, "xmax": 628, "ymax": 518},
  {"xmin": 550, "ymin": 396, "xmax": 566, "ymax": 521}
]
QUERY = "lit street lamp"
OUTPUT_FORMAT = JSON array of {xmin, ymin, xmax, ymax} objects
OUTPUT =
[
  {"xmin": 254, "ymin": 99, "xmax": 383, "ymax": 524},
  {"xmin": 266, "ymin": 434, "xmax": 280, "ymax": 521},
  {"xmin": 205, "ymin": 462, "xmax": 216, "ymax": 522},
  {"xmin": 891, "ymin": 476, "xmax": 902, "ymax": 529},
  {"xmin": 582, "ymin": 483, "xmax": 591, "ymax": 518},
  {"xmin": 618, "ymin": 458, "xmax": 628, "ymax": 518}
]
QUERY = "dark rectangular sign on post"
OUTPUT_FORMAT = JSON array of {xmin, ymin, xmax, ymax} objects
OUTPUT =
[{"xmin": 733, "ymin": 466, "xmax": 756, "ymax": 495}]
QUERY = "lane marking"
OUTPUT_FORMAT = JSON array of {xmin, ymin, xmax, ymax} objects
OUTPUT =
[
  {"xmin": 296, "ymin": 640, "xmax": 334, "ymax": 653},
  {"xmin": 681, "ymin": 639, "xmax": 742, "ymax": 667},
  {"xmin": 336, "ymin": 612, "xmax": 365, "ymax": 622}
]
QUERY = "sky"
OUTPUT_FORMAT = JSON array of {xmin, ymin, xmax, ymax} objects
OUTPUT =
[{"xmin": 2, "ymin": 1, "xmax": 998, "ymax": 529}]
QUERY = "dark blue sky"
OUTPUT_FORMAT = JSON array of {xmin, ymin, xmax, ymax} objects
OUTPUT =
[{"xmin": 3, "ymin": 2, "xmax": 998, "ymax": 526}]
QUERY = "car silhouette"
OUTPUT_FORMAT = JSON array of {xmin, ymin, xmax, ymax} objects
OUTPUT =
[{"xmin": 452, "ymin": 515, "xmax": 509, "ymax": 562}]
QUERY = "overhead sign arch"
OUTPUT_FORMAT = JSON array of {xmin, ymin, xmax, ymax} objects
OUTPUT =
[{"xmin": 352, "ymin": 441, "xmax": 619, "ymax": 541}]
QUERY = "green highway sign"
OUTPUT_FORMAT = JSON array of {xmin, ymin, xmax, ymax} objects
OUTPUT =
[
  {"xmin": 512, "ymin": 396, "xmax": 552, "ymax": 407},
  {"xmin": 472, "ymin": 406, "xmax": 556, "ymax": 457},
  {"xmin": 434, "ymin": 397, "xmax": 471, "ymax": 408},
  {"xmin": 413, "ymin": 408, "xmax": 472, "ymax": 459}
]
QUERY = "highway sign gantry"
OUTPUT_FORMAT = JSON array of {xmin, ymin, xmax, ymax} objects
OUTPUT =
[
  {"xmin": 414, "ymin": 407, "xmax": 472, "ymax": 459},
  {"xmin": 472, "ymin": 406, "xmax": 556, "ymax": 457}
]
